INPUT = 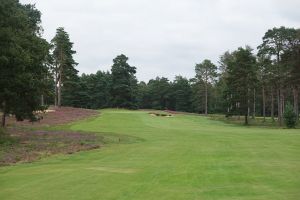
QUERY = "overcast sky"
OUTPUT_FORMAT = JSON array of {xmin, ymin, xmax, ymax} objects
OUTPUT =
[{"xmin": 20, "ymin": 0, "xmax": 299, "ymax": 82}]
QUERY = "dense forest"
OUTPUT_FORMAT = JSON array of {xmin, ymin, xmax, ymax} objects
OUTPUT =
[{"xmin": 1, "ymin": 0, "xmax": 299, "ymax": 127}]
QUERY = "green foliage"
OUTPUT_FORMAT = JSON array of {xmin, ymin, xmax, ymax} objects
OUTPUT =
[
  {"xmin": 195, "ymin": 59, "xmax": 218, "ymax": 114},
  {"xmin": 51, "ymin": 27, "xmax": 77, "ymax": 69},
  {"xmin": 0, "ymin": 0, "xmax": 50, "ymax": 125},
  {"xmin": 225, "ymin": 47, "xmax": 257, "ymax": 124},
  {"xmin": 0, "ymin": 128, "xmax": 17, "ymax": 146},
  {"xmin": 171, "ymin": 76, "xmax": 192, "ymax": 112},
  {"xmin": 257, "ymin": 26, "xmax": 300, "ymax": 125},
  {"xmin": 281, "ymin": 29, "xmax": 300, "ymax": 87},
  {"xmin": 110, "ymin": 54, "xmax": 138, "ymax": 109},
  {"xmin": 76, "ymin": 71, "xmax": 112, "ymax": 109},
  {"xmin": 284, "ymin": 103, "xmax": 298, "ymax": 128},
  {"xmin": 146, "ymin": 77, "xmax": 171, "ymax": 110},
  {"xmin": 195, "ymin": 59, "xmax": 218, "ymax": 83},
  {"xmin": 257, "ymin": 27, "xmax": 299, "ymax": 86},
  {"xmin": 51, "ymin": 27, "xmax": 79, "ymax": 107}
]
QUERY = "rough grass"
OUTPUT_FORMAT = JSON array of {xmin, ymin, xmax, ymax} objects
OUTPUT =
[
  {"xmin": 0, "ymin": 109, "xmax": 300, "ymax": 200},
  {"xmin": 0, "ymin": 107, "xmax": 109, "ymax": 166},
  {"xmin": 0, "ymin": 130, "xmax": 103, "ymax": 166}
]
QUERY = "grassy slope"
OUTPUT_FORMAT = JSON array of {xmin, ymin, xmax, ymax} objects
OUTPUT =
[{"xmin": 0, "ymin": 109, "xmax": 299, "ymax": 200}]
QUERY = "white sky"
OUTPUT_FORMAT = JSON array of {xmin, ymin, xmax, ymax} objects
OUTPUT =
[{"xmin": 20, "ymin": 0, "xmax": 300, "ymax": 81}]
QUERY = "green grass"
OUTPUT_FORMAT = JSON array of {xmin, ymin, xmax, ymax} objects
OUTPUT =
[{"xmin": 1, "ymin": 109, "xmax": 300, "ymax": 200}]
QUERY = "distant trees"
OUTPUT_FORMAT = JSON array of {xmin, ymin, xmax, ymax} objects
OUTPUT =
[
  {"xmin": 0, "ymin": 0, "xmax": 50, "ymax": 127},
  {"xmin": 66, "ymin": 27, "xmax": 298, "ymax": 128},
  {"xmin": 257, "ymin": 54, "xmax": 272, "ymax": 121},
  {"xmin": 110, "ymin": 54, "xmax": 138, "ymax": 109},
  {"xmin": 225, "ymin": 47, "xmax": 257, "ymax": 125},
  {"xmin": 1, "ymin": 1, "xmax": 298, "ymax": 130},
  {"xmin": 75, "ymin": 71, "xmax": 111, "ymax": 109},
  {"xmin": 258, "ymin": 26, "xmax": 299, "ymax": 125},
  {"xmin": 146, "ymin": 77, "xmax": 171, "ymax": 110},
  {"xmin": 171, "ymin": 76, "xmax": 192, "ymax": 112},
  {"xmin": 281, "ymin": 29, "xmax": 300, "ymax": 121},
  {"xmin": 283, "ymin": 102, "xmax": 297, "ymax": 128}
]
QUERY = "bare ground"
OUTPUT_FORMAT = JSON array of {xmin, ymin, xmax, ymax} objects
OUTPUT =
[{"xmin": 7, "ymin": 106, "xmax": 99, "ymax": 127}]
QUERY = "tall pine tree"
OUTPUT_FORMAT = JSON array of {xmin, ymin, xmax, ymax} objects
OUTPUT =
[
  {"xmin": 195, "ymin": 59, "xmax": 218, "ymax": 115},
  {"xmin": 51, "ymin": 27, "xmax": 78, "ymax": 107}
]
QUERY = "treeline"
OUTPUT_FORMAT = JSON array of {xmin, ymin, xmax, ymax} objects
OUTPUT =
[
  {"xmin": 1, "ymin": 0, "xmax": 299, "ymax": 127},
  {"xmin": 59, "ymin": 27, "xmax": 299, "ymax": 126}
]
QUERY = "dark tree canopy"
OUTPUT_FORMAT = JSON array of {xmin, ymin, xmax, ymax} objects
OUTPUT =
[
  {"xmin": 0, "ymin": 0, "xmax": 50, "ymax": 126},
  {"xmin": 226, "ymin": 47, "xmax": 257, "ymax": 124},
  {"xmin": 110, "ymin": 54, "xmax": 138, "ymax": 109}
]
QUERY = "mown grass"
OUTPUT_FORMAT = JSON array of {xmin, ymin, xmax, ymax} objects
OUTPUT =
[{"xmin": 0, "ymin": 109, "xmax": 299, "ymax": 200}]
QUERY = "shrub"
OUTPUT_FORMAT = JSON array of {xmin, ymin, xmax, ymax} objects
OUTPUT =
[
  {"xmin": 283, "ymin": 103, "xmax": 297, "ymax": 128},
  {"xmin": 0, "ymin": 128, "xmax": 17, "ymax": 145}
]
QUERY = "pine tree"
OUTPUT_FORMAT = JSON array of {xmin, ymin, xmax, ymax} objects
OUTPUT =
[
  {"xmin": 110, "ymin": 54, "xmax": 138, "ymax": 109},
  {"xmin": 226, "ymin": 47, "xmax": 257, "ymax": 125},
  {"xmin": 283, "ymin": 102, "xmax": 297, "ymax": 128},
  {"xmin": 258, "ymin": 26, "xmax": 298, "ymax": 125},
  {"xmin": 195, "ymin": 59, "xmax": 218, "ymax": 115},
  {"xmin": 51, "ymin": 27, "xmax": 78, "ymax": 107},
  {"xmin": 0, "ymin": 0, "xmax": 50, "ymax": 127}
]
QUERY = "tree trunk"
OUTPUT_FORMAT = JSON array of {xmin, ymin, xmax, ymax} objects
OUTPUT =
[
  {"xmin": 271, "ymin": 88, "xmax": 274, "ymax": 121},
  {"xmin": 58, "ymin": 64, "xmax": 62, "ymax": 107},
  {"xmin": 247, "ymin": 89, "xmax": 250, "ymax": 117},
  {"xmin": 262, "ymin": 86, "xmax": 266, "ymax": 122},
  {"xmin": 245, "ymin": 89, "xmax": 250, "ymax": 125},
  {"xmin": 54, "ymin": 76, "xmax": 57, "ymax": 107},
  {"xmin": 58, "ymin": 74, "xmax": 61, "ymax": 107},
  {"xmin": 247, "ymin": 105, "xmax": 250, "ymax": 117},
  {"xmin": 58, "ymin": 49, "xmax": 63, "ymax": 107},
  {"xmin": 205, "ymin": 82, "xmax": 208, "ymax": 115},
  {"xmin": 294, "ymin": 87, "xmax": 299, "ymax": 121},
  {"xmin": 282, "ymin": 92, "xmax": 285, "ymax": 114},
  {"xmin": 236, "ymin": 102, "xmax": 241, "ymax": 121},
  {"xmin": 1, "ymin": 101, "xmax": 6, "ymax": 127},
  {"xmin": 278, "ymin": 89, "xmax": 283, "ymax": 126},
  {"xmin": 41, "ymin": 95, "xmax": 44, "ymax": 106},
  {"xmin": 275, "ymin": 54, "xmax": 282, "ymax": 125},
  {"xmin": 54, "ymin": 64, "xmax": 58, "ymax": 107},
  {"xmin": 227, "ymin": 95, "xmax": 231, "ymax": 114},
  {"xmin": 252, "ymin": 88, "xmax": 256, "ymax": 119},
  {"xmin": 245, "ymin": 114, "xmax": 248, "ymax": 125}
]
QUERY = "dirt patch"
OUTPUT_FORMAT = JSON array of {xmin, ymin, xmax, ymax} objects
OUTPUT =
[
  {"xmin": 164, "ymin": 110, "xmax": 204, "ymax": 116},
  {"xmin": 7, "ymin": 106, "xmax": 99, "ymax": 127},
  {"xmin": 149, "ymin": 112, "xmax": 172, "ymax": 117},
  {"xmin": 0, "ymin": 128, "xmax": 103, "ymax": 166}
]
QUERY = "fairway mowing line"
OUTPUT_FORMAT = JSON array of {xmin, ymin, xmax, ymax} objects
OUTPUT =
[{"xmin": 85, "ymin": 167, "xmax": 138, "ymax": 174}]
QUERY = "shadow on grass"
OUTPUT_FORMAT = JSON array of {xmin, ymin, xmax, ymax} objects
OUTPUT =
[{"xmin": 208, "ymin": 114, "xmax": 299, "ymax": 129}]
